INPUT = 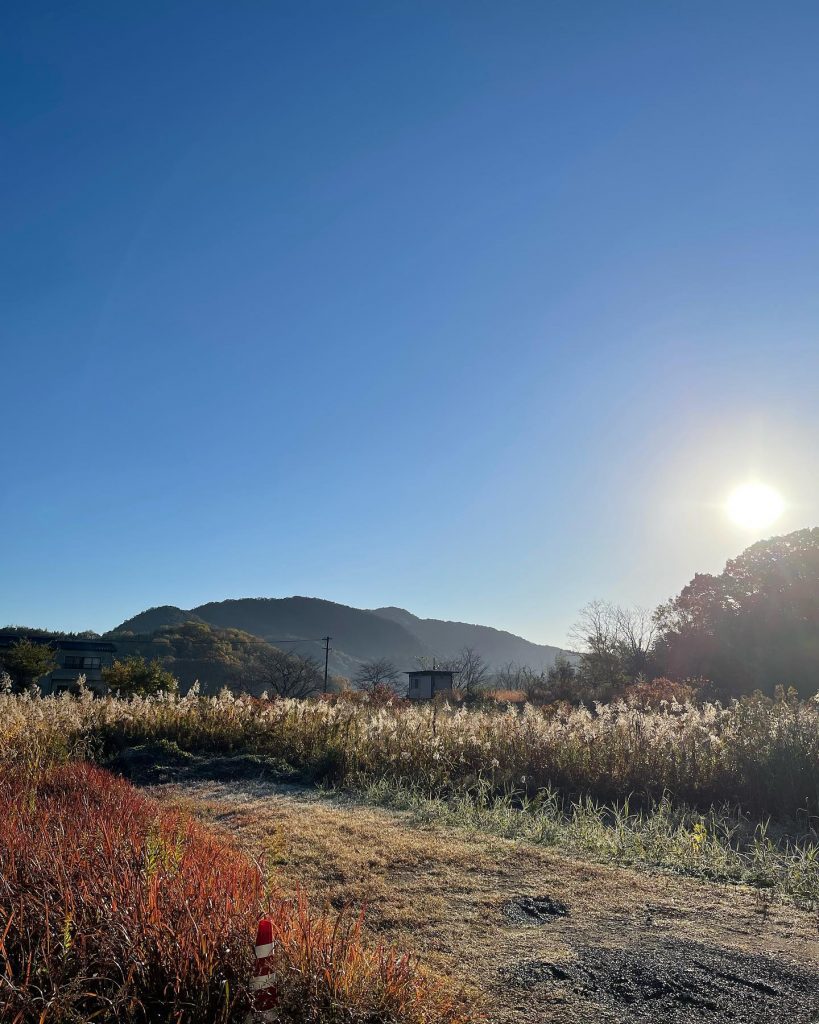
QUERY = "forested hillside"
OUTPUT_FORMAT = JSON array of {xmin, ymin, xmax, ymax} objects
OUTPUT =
[{"xmin": 110, "ymin": 596, "xmax": 569, "ymax": 680}]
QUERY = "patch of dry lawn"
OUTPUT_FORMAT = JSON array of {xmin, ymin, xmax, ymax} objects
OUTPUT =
[{"xmin": 156, "ymin": 779, "xmax": 819, "ymax": 1024}]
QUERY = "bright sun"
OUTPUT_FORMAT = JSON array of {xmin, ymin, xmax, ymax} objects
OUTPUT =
[{"xmin": 725, "ymin": 482, "xmax": 785, "ymax": 529}]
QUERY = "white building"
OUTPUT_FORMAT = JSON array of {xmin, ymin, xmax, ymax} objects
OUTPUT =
[{"xmin": 405, "ymin": 669, "xmax": 455, "ymax": 700}]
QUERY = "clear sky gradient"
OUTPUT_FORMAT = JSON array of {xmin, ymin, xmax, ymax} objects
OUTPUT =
[{"xmin": 3, "ymin": 2, "xmax": 818, "ymax": 644}]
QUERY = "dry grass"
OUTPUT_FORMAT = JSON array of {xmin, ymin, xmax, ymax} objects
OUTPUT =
[
  {"xmin": 157, "ymin": 777, "xmax": 819, "ymax": 1024},
  {"xmin": 4, "ymin": 686, "xmax": 819, "ymax": 818},
  {"xmin": 0, "ymin": 764, "xmax": 476, "ymax": 1024},
  {"xmin": 4, "ymin": 685, "xmax": 818, "ymax": 1023}
]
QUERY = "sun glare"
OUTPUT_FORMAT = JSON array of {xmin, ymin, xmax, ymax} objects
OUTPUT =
[{"xmin": 725, "ymin": 482, "xmax": 784, "ymax": 530}]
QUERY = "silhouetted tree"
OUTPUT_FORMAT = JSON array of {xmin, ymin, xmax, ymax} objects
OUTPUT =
[
  {"xmin": 544, "ymin": 655, "xmax": 583, "ymax": 702},
  {"xmin": 454, "ymin": 646, "xmax": 490, "ymax": 697},
  {"xmin": 567, "ymin": 601, "xmax": 657, "ymax": 700},
  {"xmin": 494, "ymin": 661, "xmax": 524, "ymax": 690},
  {"xmin": 250, "ymin": 648, "xmax": 323, "ymax": 698},
  {"xmin": 654, "ymin": 528, "xmax": 819, "ymax": 697}
]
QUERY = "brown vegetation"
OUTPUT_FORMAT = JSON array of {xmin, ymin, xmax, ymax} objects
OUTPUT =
[
  {"xmin": 0, "ymin": 763, "xmax": 475, "ymax": 1024},
  {"xmin": 158, "ymin": 776, "xmax": 819, "ymax": 1024}
]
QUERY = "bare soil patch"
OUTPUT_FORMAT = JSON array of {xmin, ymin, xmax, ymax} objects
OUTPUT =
[
  {"xmin": 151, "ymin": 773, "xmax": 819, "ymax": 1024},
  {"xmin": 502, "ymin": 896, "xmax": 569, "ymax": 926},
  {"xmin": 501, "ymin": 940, "xmax": 819, "ymax": 1022}
]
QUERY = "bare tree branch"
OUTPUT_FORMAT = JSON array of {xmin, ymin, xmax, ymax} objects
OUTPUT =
[
  {"xmin": 354, "ymin": 657, "xmax": 401, "ymax": 694},
  {"xmin": 250, "ymin": 648, "xmax": 323, "ymax": 698}
]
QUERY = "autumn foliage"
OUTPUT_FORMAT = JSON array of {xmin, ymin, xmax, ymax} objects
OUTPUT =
[
  {"xmin": 0, "ymin": 762, "xmax": 257, "ymax": 1022},
  {"xmin": 0, "ymin": 763, "xmax": 474, "ymax": 1024}
]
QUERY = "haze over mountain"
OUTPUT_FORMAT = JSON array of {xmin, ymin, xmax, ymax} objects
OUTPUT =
[
  {"xmin": 111, "ymin": 597, "xmax": 569, "ymax": 680},
  {"xmin": 371, "ymin": 607, "xmax": 566, "ymax": 674}
]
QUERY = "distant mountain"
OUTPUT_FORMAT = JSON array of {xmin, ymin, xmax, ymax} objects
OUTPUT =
[
  {"xmin": 371, "ymin": 606, "xmax": 566, "ymax": 672},
  {"xmin": 110, "ymin": 598, "xmax": 425, "ymax": 679},
  {"xmin": 109, "ymin": 596, "xmax": 569, "ymax": 683},
  {"xmin": 191, "ymin": 597, "xmax": 424, "ymax": 678}
]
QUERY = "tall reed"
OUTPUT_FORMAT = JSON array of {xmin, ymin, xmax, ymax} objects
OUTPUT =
[{"xmin": 3, "ymin": 686, "xmax": 817, "ymax": 819}]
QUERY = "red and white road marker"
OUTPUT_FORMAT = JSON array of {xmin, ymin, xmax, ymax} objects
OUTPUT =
[{"xmin": 248, "ymin": 917, "xmax": 277, "ymax": 1021}]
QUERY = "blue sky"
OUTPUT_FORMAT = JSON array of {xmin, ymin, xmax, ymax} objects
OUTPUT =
[{"xmin": 2, "ymin": 2, "xmax": 818, "ymax": 644}]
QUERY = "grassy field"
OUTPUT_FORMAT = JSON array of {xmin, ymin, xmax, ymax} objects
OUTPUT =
[
  {"xmin": 353, "ymin": 777, "xmax": 819, "ymax": 901},
  {"xmin": 0, "ymin": 762, "xmax": 473, "ymax": 1024},
  {"xmin": 5, "ymin": 687, "xmax": 819, "ymax": 817},
  {"xmin": 155, "ymin": 774, "xmax": 819, "ymax": 1024},
  {"xmin": 4, "ymin": 686, "xmax": 819, "ymax": 894},
  {"xmin": 2, "ymin": 687, "xmax": 819, "ymax": 1022}
]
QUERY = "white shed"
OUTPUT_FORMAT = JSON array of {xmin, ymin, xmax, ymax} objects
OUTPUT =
[{"xmin": 406, "ymin": 669, "xmax": 455, "ymax": 700}]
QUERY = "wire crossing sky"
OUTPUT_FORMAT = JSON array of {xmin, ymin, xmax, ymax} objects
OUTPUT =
[{"xmin": 2, "ymin": 2, "xmax": 818, "ymax": 643}]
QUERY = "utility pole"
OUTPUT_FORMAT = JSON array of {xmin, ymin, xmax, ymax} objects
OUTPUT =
[{"xmin": 322, "ymin": 636, "xmax": 331, "ymax": 693}]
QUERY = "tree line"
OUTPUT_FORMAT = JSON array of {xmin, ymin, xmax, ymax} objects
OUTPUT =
[
  {"xmin": 3, "ymin": 528, "xmax": 817, "ymax": 700},
  {"xmin": 352, "ymin": 528, "xmax": 819, "ymax": 703}
]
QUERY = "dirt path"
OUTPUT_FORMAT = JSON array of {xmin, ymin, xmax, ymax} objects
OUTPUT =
[{"xmin": 154, "ymin": 778, "xmax": 819, "ymax": 1024}]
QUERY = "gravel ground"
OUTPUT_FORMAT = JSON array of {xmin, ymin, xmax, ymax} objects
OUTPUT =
[{"xmin": 501, "ymin": 940, "xmax": 819, "ymax": 1022}]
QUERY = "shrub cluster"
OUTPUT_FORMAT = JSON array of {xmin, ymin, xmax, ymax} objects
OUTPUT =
[{"xmin": 0, "ymin": 762, "xmax": 257, "ymax": 1022}]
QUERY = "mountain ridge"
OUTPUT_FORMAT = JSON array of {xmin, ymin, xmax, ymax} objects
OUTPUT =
[
  {"xmin": 110, "ymin": 596, "xmax": 569, "ymax": 679},
  {"xmin": 370, "ymin": 606, "xmax": 566, "ymax": 671}
]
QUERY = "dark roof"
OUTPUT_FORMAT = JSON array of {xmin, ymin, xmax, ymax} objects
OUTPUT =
[
  {"xmin": 0, "ymin": 634, "xmax": 117, "ymax": 653},
  {"xmin": 405, "ymin": 668, "xmax": 457, "ymax": 676}
]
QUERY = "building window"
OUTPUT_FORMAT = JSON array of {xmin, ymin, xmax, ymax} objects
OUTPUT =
[{"xmin": 63, "ymin": 655, "xmax": 102, "ymax": 670}]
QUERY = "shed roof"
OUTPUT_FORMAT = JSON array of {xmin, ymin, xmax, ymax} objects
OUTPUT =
[{"xmin": 405, "ymin": 668, "xmax": 457, "ymax": 676}]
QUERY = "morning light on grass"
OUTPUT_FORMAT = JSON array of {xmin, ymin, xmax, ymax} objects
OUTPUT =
[{"xmin": 4, "ymin": 3, "xmax": 819, "ymax": 1023}]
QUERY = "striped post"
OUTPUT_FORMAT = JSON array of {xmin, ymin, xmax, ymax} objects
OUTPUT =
[{"xmin": 248, "ymin": 917, "xmax": 277, "ymax": 1020}]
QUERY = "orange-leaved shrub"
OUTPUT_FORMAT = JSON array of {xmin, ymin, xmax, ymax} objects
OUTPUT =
[
  {"xmin": 0, "ymin": 763, "xmax": 474, "ymax": 1024},
  {"xmin": 0, "ymin": 762, "xmax": 258, "ymax": 1023},
  {"xmin": 484, "ymin": 690, "xmax": 527, "ymax": 705}
]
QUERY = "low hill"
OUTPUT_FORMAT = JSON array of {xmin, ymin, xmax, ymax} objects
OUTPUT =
[
  {"xmin": 109, "ymin": 598, "xmax": 426, "ymax": 679},
  {"xmin": 114, "ymin": 605, "xmax": 208, "ymax": 634},
  {"xmin": 109, "ymin": 596, "xmax": 568, "ymax": 682},
  {"xmin": 107, "ymin": 620, "xmax": 275, "ymax": 694},
  {"xmin": 193, "ymin": 597, "xmax": 425, "ymax": 668}
]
